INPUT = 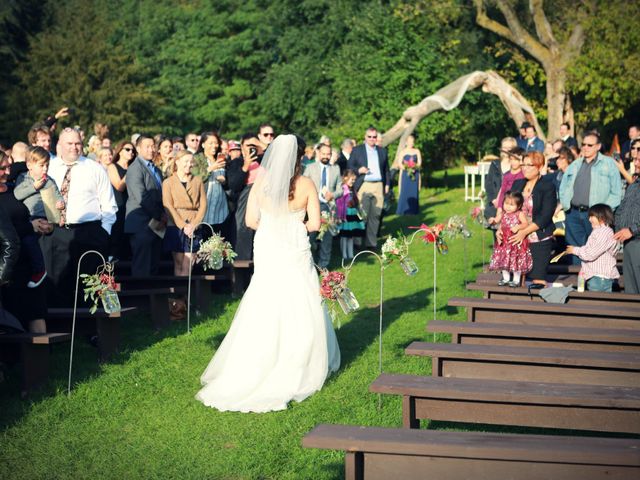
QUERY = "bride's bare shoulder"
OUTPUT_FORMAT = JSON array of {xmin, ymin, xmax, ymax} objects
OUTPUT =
[{"xmin": 295, "ymin": 176, "xmax": 315, "ymax": 193}]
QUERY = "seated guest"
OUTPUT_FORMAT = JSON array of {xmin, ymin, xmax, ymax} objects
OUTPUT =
[
  {"xmin": 0, "ymin": 151, "xmax": 47, "ymax": 332},
  {"xmin": 162, "ymin": 151, "xmax": 206, "ymax": 276},
  {"xmin": 125, "ymin": 135, "xmax": 165, "ymax": 276},
  {"xmin": 613, "ymin": 148, "xmax": 640, "ymax": 294},
  {"xmin": 507, "ymin": 152, "xmax": 556, "ymax": 289}
]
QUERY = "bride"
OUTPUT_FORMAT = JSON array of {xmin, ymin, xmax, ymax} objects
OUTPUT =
[{"xmin": 196, "ymin": 134, "xmax": 341, "ymax": 413}]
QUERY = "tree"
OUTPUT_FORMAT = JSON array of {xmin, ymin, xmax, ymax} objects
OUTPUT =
[{"xmin": 473, "ymin": 0, "xmax": 586, "ymax": 140}]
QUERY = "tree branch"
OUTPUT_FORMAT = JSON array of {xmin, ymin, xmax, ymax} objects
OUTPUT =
[
  {"xmin": 562, "ymin": 23, "xmax": 585, "ymax": 64},
  {"xmin": 529, "ymin": 0, "xmax": 558, "ymax": 51},
  {"xmin": 473, "ymin": 0, "xmax": 518, "ymax": 45},
  {"xmin": 494, "ymin": 0, "xmax": 551, "ymax": 64}
]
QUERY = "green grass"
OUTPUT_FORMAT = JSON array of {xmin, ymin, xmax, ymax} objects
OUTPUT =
[{"xmin": 1, "ymin": 170, "xmax": 490, "ymax": 479}]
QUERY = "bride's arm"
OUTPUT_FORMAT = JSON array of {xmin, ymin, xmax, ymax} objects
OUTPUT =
[
  {"xmin": 306, "ymin": 180, "xmax": 321, "ymax": 232},
  {"xmin": 245, "ymin": 179, "xmax": 261, "ymax": 230}
]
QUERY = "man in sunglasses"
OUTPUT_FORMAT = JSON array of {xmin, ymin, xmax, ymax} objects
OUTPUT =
[
  {"xmin": 347, "ymin": 126, "xmax": 390, "ymax": 249},
  {"xmin": 258, "ymin": 124, "xmax": 275, "ymax": 146},
  {"xmin": 559, "ymin": 130, "xmax": 623, "ymax": 264}
]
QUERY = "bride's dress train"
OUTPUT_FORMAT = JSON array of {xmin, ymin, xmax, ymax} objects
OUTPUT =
[{"xmin": 196, "ymin": 209, "xmax": 341, "ymax": 413}]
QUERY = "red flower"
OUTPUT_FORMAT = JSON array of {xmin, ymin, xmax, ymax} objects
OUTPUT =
[{"xmin": 409, "ymin": 224, "xmax": 441, "ymax": 243}]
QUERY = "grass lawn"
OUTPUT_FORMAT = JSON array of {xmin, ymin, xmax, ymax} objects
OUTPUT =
[{"xmin": 1, "ymin": 169, "xmax": 489, "ymax": 479}]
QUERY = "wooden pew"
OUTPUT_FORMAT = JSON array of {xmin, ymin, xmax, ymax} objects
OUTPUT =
[
  {"xmin": 45, "ymin": 307, "xmax": 136, "ymax": 361},
  {"xmin": 466, "ymin": 282, "xmax": 640, "ymax": 308},
  {"xmin": 370, "ymin": 373, "xmax": 640, "ymax": 434},
  {"xmin": 116, "ymin": 274, "xmax": 228, "ymax": 311},
  {"xmin": 0, "ymin": 332, "xmax": 71, "ymax": 394},
  {"xmin": 475, "ymin": 271, "xmax": 626, "ymax": 290},
  {"xmin": 427, "ymin": 320, "xmax": 640, "ymax": 353},
  {"xmin": 303, "ymin": 424, "xmax": 640, "ymax": 480},
  {"xmin": 406, "ymin": 342, "xmax": 640, "ymax": 387},
  {"xmin": 231, "ymin": 260, "xmax": 253, "ymax": 297},
  {"xmin": 118, "ymin": 287, "xmax": 186, "ymax": 329},
  {"xmin": 448, "ymin": 296, "xmax": 640, "ymax": 329}
]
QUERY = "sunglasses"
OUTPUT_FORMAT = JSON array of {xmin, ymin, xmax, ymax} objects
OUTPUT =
[
  {"xmin": 582, "ymin": 143, "xmax": 596, "ymax": 147},
  {"xmin": 367, "ymin": 135, "xmax": 377, "ymax": 139},
  {"xmin": 123, "ymin": 147, "xmax": 133, "ymax": 152}
]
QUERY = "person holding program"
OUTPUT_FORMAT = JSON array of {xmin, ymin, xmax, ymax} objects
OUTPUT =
[
  {"xmin": 489, "ymin": 191, "xmax": 533, "ymax": 287},
  {"xmin": 566, "ymin": 204, "xmax": 620, "ymax": 292},
  {"xmin": 196, "ymin": 134, "xmax": 340, "ymax": 413}
]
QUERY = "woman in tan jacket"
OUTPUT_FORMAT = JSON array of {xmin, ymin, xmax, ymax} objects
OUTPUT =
[{"xmin": 162, "ymin": 150, "xmax": 207, "ymax": 276}]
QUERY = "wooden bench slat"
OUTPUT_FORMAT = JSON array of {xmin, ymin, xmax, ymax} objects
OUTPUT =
[
  {"xmin": 466, "ymin": 282, "xmax": 640, "ymax": 303},
  {"xmin": 0, "ymin": 332, "xmax": 71, "ymax": 345},
  {"xmin": 46, "ymin": 306, "xmax": 136, "ymax": 319},
  {"xmin": 370, "ymin": 373, "xmax": 640, "ymax": 409},
  {"xmin": 303, "ymin": 424, "xmax": 640, "ymax": 466}
]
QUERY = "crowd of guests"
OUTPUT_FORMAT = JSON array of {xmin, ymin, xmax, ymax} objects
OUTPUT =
[
  {"xmin": 0, "ymin": 113, "xmax": 404, "ymax": 333},
  {"xmin": 486, "ymin": 124, "xmax": 640, "ymax": 295}
]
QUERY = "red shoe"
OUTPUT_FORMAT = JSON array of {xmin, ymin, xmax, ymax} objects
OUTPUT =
[{"xmin": 28, "ymin": 270, "xmax": 47, "ymax": 288}]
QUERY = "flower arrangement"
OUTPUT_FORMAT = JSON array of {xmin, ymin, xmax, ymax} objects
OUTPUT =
[
  {"xmin": 196, "ymin": 233, "xmax": 237, "ymax": 270},
  {"xmin": 443, "ymin": 215, "xmax": 471, "ymax": 239},
  {"xmin": 319, "ymin": 269, "xmax": 359, "ymax": 326},
  {"xmin": 318, "ymin": 209, "xmax": 339, "ymax": 240},
  {"xmin": 381, "ymin": 233, "xmax": 419, "ymax": 275},
  {"xmin": 404, "ymin": 158, "xmax": 419, "ymax": 181},
  {"xmin": 410, "ymin": 223, "xmax": 448, "ymax": 254},
  {"xmin": 80, "ymin": 265, "xmax": 120, "ymax": 314}
]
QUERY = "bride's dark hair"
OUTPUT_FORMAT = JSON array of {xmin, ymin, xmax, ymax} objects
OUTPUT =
[{"xmin": 288, "ymin": 135, "xmax": 306, "ymax": 201}]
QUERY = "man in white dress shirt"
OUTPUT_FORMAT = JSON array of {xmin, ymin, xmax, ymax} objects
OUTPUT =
[{"xmin": 41, "ymin": 128, "xmax": 117, "ymax": 305}]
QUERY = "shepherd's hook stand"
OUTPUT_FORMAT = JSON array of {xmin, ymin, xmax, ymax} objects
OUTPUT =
[{"xmin": 187, "ymin": 222, "xmax": 216, "ymax": 333}]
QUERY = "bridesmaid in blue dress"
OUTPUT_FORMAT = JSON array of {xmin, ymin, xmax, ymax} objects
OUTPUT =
[{"xmin": 395, "ymin": 134, "xmax": 422, "ymax": 215}]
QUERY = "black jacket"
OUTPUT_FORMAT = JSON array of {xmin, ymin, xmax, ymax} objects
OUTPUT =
[
  {"xmin": 347, "ymin": 144, "xmax": 390, "ymax": 192},
  {"xmin": 511, "ymin": 177, "xmax": 556, "ymax": 240},
  {"xmin": 0, "ymin": 208, "xmax": 20, "ymax": 285}
]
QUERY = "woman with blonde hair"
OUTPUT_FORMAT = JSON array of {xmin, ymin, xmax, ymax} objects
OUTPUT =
[{"xmin": 162, "ymin": 150, "xmax": 207, "ymax": 276}]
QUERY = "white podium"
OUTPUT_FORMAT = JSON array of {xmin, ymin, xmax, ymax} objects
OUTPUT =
[{"xmin": 464, "ymin": 162, "xmax": 491, "ymax": 201}]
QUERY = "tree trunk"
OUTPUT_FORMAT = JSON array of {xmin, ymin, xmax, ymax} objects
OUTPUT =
[{"xmin": 545, "ymin": 65, "xmax": 567, "ymax": 142}]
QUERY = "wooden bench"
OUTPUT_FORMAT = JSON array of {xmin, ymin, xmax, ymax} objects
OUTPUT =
[
  {"xmin": 45, "ymin": 307, "xmax": 136, "ymax": 361},
  {"xmin": 475, "ymin": 271, "xmax": 626, "ymax": 290},
  {"xmin": 466, "ymin": 282, "xmax": 640, "ymax": 308},
  {"xmin": 116, "ymin": 274, "xmax": 228, "ymax": 311},
  {"xmin": 427, "ymin": 320, "xmax": 640, "ymax": 353},
  {"xmin": 448, "ymin": 296, "xmax": 640, "ymax": 329},
  {"xmin": 0, "ymin": 332, "xmax": 71, "ymax": 394},
  {"xmin": 406, "ymin": 342, "xmax": 640, "ymax": 387},
  {"xmin": 370, "ymin": 373, "xmax": 640, "ymax": 434},
  {"xmin": 231, "ymin": 260, "xmax": 253, "ymax": 297},
  {"xmin": 303, "ymin": 424, "xmax": 640, "ymax": 480},
  {"xmin": 118, "ymin": 287, "xmax": 186, "ymax": 329}
]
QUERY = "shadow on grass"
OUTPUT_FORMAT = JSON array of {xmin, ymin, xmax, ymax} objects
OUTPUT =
[{"xmin": 0, "ymin": 292, "xmax": 239, "ymax": 431}]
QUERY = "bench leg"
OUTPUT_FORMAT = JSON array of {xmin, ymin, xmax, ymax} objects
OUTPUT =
[
  {"xmin": 345, "ymin": 452, "xmax": 364, "ymax": 480},
  {"xmin": 403, "ymin": 396, "xmax": 420, "ymax": 429},
  {"xmin": 232, "ymin": 267, "xmax": 251, "ymax": 298},
  {"xmin": 20, "ymin": 343, "xmax": 50, "ymax": 394},
  {"xmin": 194, "ymin": 280, "xmax": 212, "ymax": 312},
  {"xmin": 96, "ymin": 316, "xmax": 120, "ymax": 362},
  {"xmin": 150, "ymin": 293, "xmax": 170, "ymax": 329}
]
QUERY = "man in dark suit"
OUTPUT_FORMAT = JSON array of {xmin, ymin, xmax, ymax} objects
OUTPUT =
[
  {"xmin": 347, "ymin": 127, "xmax": 390, "ymax": 248},
  {"xmin": 336, "ymin": 138, "xmax": 354, "ymax": 174},
  {"xmin": 523, "ymin": 123, "xmax": 544, "ymax": 152},
  {"xmin": 124, "ymin": 135, "xmax": 166, "ymax": 276},
  {"xmin": 559, "ymin": 122, "xmax": 578, "ymax": 150}
]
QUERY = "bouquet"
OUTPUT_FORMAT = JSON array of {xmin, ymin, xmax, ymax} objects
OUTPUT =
[
  {"xmin": 318, "ymin": 209, "xmax": 339, "ymax": 240},
  {"xmin": 443, "ymin": 215, "xmax": 471, "ymax": 239},
  {"xmin": 404, "ymin": 158, "xmax": 419, "ymax": 181},
  {"xmin": 409, "ymin": 223, "xmax": 448, "ymax": 255},
  {"xmin": 196, "ymin": 233, "xmax": 237, "ymax": 270},
  {"xmin": 80, "ymin": 265, "xmax": 120, "ymax": 314},
  {"xmin": 381, "ymin": 233, "xmax": 419, "ymax": 275},
  {"xmin": 319, "ymin": 269, "xmax": 359, "ymax": 326}
]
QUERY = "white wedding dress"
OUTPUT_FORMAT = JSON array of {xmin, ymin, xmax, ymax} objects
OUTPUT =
[{"xmin": 196, "ymin": 208, "xmax": 341, "ymax": 413}]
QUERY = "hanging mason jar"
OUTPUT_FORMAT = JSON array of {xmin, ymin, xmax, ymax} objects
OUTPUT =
[
  {"xmin": 211, "ymin": 255, "xmax": 224, "ymax": 270},
  {"xmin": 462, "ymin": 228, "xmax": 472, "ymax": 238},
  {"xmin": 336, "ymin": 287, "xmax": 360, "ymax": 315},
  {"xmin": 436, "ymin": 236, "xmax": 449, "ymax": 255},
  {"xmin": 101, "ymin": 288, "xmax": 121, "ymax": 314},
  {"xmin": 400, "ymin": 256, "xmax": 419, "ymax": 276},
  {"xmin": 328, "ymin": 222, "xmax": 340, "ymax": 237}
]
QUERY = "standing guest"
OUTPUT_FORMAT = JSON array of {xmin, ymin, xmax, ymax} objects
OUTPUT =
[
  {"xmin": 559, "ymin": 131, "xmax": 622, "ymax": 263},
  {"xmin": 553, "ymin": 146, "xmax": 575, "ymax": 196},
  {"xmin": 336, "ymin": 169, "xmax": 365, "ymax": 260},
  {"xmin": 86, "ymin": 135, "xmax": 102, "ymax": 160},
  {"xmin": 13, "ymin": 147, "xmax": 65, "ymax": 288},
  {"xmin": 155, "ymin": 136, "xmax": 174, "ymax": 178},
  {"xmin": 336, "ymin": 138, "xmax": 354, "ymax": 174},
  {"xmin": 621, "ymin": 125, "xmax": 640, "ymax": 162},
  {"xmin": 96, "ymin": 147, "xmax": 114, "ymax": 171},
  {"xmin": 41, "ymin": 128, "xmax": 116, "ymax": 306},
  {"xmin": 516, "ymin": 122, "xmax": 528, "ymax": 150},
  {"xmin": 101, "ymin": 138, "xmax": 112, "ymax": 149},
  {"xmin": 304, "ymin": 143, "xmax": 342, "ymax": 268},
  {"xmin": 162, "ymin": 151, "xmax": 206, "ymax": 276},
  {"xmin": 301, "ymin": 145, "xmax": 315, "ymax": 171},
  {"xmin": 197, "ymin": 132, "xmax": 229, "ymax": 235},
  {"xmin": 107, "ymin": 142, "xmax": 135, "ymax": 261},
  {"xmin": 172, "ymin": 137, "xmax": 186, "ymax": 152},
  {"xmin": 488, "ymin": 146, "xmax": 525, "ymax": 225},
  {"xmin": 258, "ymin": 124, "xmax": 275, "ymax": 146},
  {"xmin": 559, "ymin": 122, "xmax": 578, "ymax": 149},
  {"xmin": 347, "ymin": 126, "xmax": 390, "ymax": 249},
  {"xmin": 508, "ymin": 152, "xmax": 556, "ymax": 289},
  {"xmin": 0, "ymin": 151, "xmax": 47, "ymax": 332},
  {"xmin": 27, "ymin": 124, "xmax": 52, "ymax": 153},
  {"xmin": 395, "ymin": 134, "xmax": 422, "ymax": 215},
  {"xmin": 7, "ymin": 141, "xmax": 29, "ymax": 184},
  {"xmin": 567, "ymin": 204, "xmax": 619, "ymax": 292},
  {"xmin": 125, "ymin": 135, "xmax": 165, "ymax": 276},
  {"xmin": 185, "ymin": 132, "xmax": 200, "ymax": 154},
  {"xmin": 485, "ymin": 137, "xmax": 517, "ymax": 224},
  {"xmin": 613, "ymin": 149, "xmax": 640, "ymax": 294},
  {"xmin": 234, "ymin": 133, "xmax": 263, "ymax": 260},
  {"xmin": 220, "ymin": 139, "xmax": 229, "ymax": 157},
  {"xmin": 524, "ymin": 123, "xmax": 544, "ymax": 153},
  {"xmin": 223, "ymin": 140, "xmax": 245, "ymax": 246},
  {"xmin": 615, "ymin": 138, "xmax": 638, "ymax": 186}
]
